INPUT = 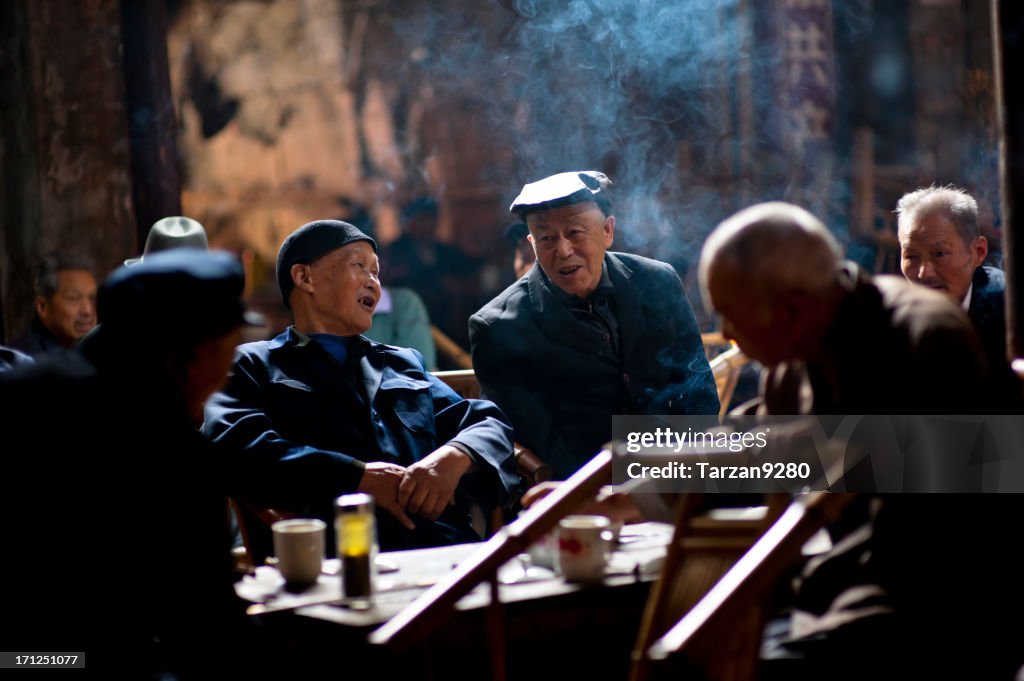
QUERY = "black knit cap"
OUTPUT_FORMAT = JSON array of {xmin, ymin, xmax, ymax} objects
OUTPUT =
[{"xmin": 276, "ymin": 219, "xmax": 377, "ymax": 308}]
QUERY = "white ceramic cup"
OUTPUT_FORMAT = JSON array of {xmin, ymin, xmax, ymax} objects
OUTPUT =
[
  {"xmin": 556, "ymin": 515, "xmax": 611, "ymax": 583},
  {"xmin": 272, "ymin": 518, "xmax": 326, "ymax": 587}
]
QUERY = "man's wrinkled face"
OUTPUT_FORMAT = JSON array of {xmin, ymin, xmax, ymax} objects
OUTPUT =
[
  {"xmin": 900, "ymin": 211, "xmax": 986, "ymax": 304},
  {"xmin": 36, "ymin": 269, "xmax": 97, "ymax": 346},
  {"xmin": 298, "ymin": 241, "xmax": 381, "ymax": 336},
  {"xmin": 527, "ymin": 202, "xmax": 614, "ymax": 299}
]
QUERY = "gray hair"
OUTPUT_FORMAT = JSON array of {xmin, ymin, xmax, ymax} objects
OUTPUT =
[
  {"xmin": 895, "ymin": 185, "xmax": 979, "ymax": 246},
  {"xmin": 35, "ymin": 253, "xmax": 96, "ymax": 299},
  {"xmin": 699, "ymin": 202, "xmax": 843, "ymax": 309}
]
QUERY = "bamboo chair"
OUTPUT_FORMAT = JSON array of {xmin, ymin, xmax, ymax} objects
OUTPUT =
[
  {"xmin": 635, "ymin": 492, "xmax": 855, "ymax": 681},
  {"xmin": 629, "ymin": 494, "xmax": 789, "ymax": 681},
  {"xmin": 708, "ymin": 344, "xmax": 751, "ymax": 420},
  {"xmin": 431, "ymin": 325, "xmax": 473, "ymax": 369}
]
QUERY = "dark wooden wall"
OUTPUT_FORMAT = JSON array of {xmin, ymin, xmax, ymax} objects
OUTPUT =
[{"xmin": 0, "ymin": 0, "xmax": 135, "ymax": 342}]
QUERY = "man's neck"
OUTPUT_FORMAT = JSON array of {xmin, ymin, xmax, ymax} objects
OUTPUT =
[{"xmin": 292, "ymin": 308, "xmax": 361, "ymax": 337}]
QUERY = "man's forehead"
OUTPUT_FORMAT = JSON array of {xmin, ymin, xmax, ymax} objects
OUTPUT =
[
  {"xmin": 527, "ymin": 202, "xmax": 605, "ymax": 228},
  {"xmin": 57, "ymin": 269, "xmax": 97, "ymax": 287},
  {"xmin": 900, "ymin": 217, "xmax": 962, "ymax": 246}
]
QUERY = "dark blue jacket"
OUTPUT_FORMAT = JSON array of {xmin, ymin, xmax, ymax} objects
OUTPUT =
[
  {"xmin": 10, "ymin": 317, "xmax": 67, "ymax": 357},
  {"xmin": 968, "ymin": 265, "xmax": 1007, "ymax": 369},
  {"xmin": 469, "ymin": 252, "xmax": 719, "ymax": 480},
  {"xmin": 203, "ymin": 328, "xmax": 519, "ymax": 550}
]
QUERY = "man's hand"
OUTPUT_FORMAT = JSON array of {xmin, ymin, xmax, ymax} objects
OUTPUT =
[
  {"xmin": 357, "ymin": 462, "xmax": 415, "ymax": 530},
  {"xmin": 521, "ymin": 481, "xmax": 560, "ymax": 508},
  {"xmin": 398, "ymin": 445, "xmax": 473, "ymax": 521}
]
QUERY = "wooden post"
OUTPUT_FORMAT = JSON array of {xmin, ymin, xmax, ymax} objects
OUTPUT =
[
  {"xmin": 120, "ymin": 0, "xmax": 182, "ymax": 249},
  {"xmin": 992, "ymin": 0, "xmax": 1023, "ymax": 364}
]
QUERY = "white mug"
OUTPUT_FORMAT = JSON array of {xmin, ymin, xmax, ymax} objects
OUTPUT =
[
  {"xmin": 272, "ymin": 518, "xmax": 326, "ymax": 587},
  {"xmin": 557, "ymin": 515, "xmax": 611, "ymax": 583}
]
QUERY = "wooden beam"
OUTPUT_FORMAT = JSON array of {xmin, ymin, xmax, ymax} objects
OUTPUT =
[{"xmin": 992, "ymin": 0, "xmax": 1023, "ymax": 361}]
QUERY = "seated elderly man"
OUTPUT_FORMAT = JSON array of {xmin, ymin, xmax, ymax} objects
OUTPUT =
[
  {"xmin": 469, "ymin": 171, "xmax": 719, "ymax": 480},
  {"xmin": 896, "ymin": 185, "xmax": 1009, "ymax": 372},
  {"xmin": 204, "ymin": 220, "xmax": 519, "ymax": 551},
  {"xmin": 11, "ymin": 253, "xmax": 97, "ymax": 356}
]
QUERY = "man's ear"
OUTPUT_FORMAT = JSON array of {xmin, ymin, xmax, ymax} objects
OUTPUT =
[
  {"xmin": 603, "ymin": 215, "xmax": 615, "ymax": 247},
  {"xmin": 291, "ymin": 263, "xmax": 315, "ymax": 296},
  {"xmin": 34, "ymin": 295, "xmax": 48, "ymax": 320},
  {"xmin": 970, "ymin": 235, "xmax": 988, "ymax": 269}
]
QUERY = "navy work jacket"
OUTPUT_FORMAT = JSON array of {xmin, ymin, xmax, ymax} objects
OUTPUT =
[{"xmin": 204, "ymin": 327, "xmax": 519, "ymax": 550}]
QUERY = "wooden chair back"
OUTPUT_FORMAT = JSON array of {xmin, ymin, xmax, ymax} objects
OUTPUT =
[
  {"xmin": 635, "ymin": 493, "xmax": 855, "ymax": 681},
  {"xmin": 630, "ymin": 494, "xmax": 788, "ymax": 681}
]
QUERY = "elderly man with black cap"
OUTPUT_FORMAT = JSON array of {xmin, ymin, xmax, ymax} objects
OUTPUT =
[
  {"xmin": 204, "ymin": 220, "xmax": 519, "ymax": 552},
  {"xmin": 469, "ymin": 171, "xmax": 719, "ymax": 479},
  {"xmin": 0, "ymin": 250, "xmax": 261, "ymax": 676}
]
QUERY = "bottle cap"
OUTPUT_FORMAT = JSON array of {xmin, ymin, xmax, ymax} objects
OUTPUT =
[{"xmin": 336, "ymin": 492, "xmax": 374, "ymax": 514}]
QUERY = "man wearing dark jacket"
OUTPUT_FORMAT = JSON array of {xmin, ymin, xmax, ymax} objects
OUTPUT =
[
  {"xmin": 896, "ymin": 185, "xmax": 1009, "ymax": 370},
  {"xmin": 0, "ymin": 251, "xmax": 259, "ymax": 678},
  {"xmin": 469, "ymin": 171, "xmax": 719, "ymax": 479},
  {"xmin": 11, "ymin": 253, "xmax": 97, "ymax": 356},
  {"xmin": 204, "ymin": 220, "xmax": 519, "ymax": 551}
]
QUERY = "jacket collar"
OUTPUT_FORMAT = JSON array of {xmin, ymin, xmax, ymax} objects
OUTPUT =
[
  {"xmin": 269, "ymin": 326, "xmax": 409, "ymax": 404},
  {"xmin": 525, "ymin": 252, "xmax": 638, "ymax": 357}
]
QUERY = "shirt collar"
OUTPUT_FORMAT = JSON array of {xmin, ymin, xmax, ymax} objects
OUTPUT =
[
  {"xmin": 289, "ymin": 326, "xmax": 313, "ymax": 346},
  {"xmin": 960, "ymin": 282, "xmax": 973, "ymax": 312}
]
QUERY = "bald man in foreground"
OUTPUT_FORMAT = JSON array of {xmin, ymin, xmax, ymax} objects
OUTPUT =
[{"xmin": 697, "ymin": 202, "xmax": 1022, "ymax": 679}]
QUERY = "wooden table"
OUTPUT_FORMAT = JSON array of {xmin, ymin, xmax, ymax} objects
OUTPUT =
[{"xmin": 237, "ymin": 522, "xmax": 673, "ymax": 680}]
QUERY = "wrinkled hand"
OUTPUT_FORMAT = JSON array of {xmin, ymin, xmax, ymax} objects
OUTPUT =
[
  {"xmin": 357, "ymin": 461, "xmax": 415, "ymax": 530},
  {"xmin": 398, "ymin": 445, "xmax": 473, "ymax": 521}
]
